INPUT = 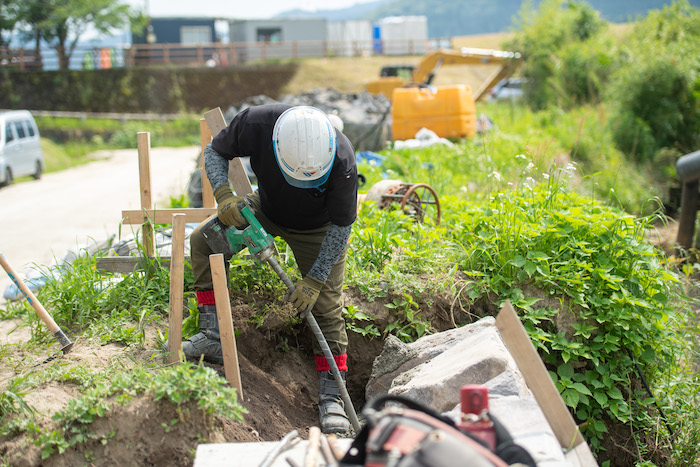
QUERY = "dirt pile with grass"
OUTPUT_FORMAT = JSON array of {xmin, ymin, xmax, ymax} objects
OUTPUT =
[{"xmin": 0, "ymin": 282, "xmax": 463, "ymax": 466}]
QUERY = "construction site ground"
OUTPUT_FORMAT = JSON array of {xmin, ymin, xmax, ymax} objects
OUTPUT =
[
  {"xmin": 0, "ymin": 28, "xmax": 682, "ymax": 463},
  {"xmin": 0, "ymin": 276, "xmax": 457, "ymax": 466}
]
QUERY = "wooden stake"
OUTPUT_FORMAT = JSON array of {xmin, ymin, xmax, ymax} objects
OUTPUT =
[
  {"xmin": 167, "ymin": 213, "xmax": 186, "ymax": 363},
  {"xmin": 199, "ymin": 118, "xmax": 216, "ymax": 208},
  {"xmin": 137, "ymin": 132, "xmax": 155, "ymax": 257},
  {"xmin": 209, "ymin": 253, "xmax": 243, "ymax": 397},
  {"xmin": 496, "ymin": 301, "xmax": 597, "ymax": 465}
]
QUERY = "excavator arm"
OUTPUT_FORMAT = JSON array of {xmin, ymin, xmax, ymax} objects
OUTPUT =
[{"xmin": 411, "ymin": 48, "xmax": 521, "ymax": 98}]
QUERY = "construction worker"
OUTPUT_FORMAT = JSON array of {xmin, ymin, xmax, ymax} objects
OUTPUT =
[{"xmin": 183, "ymin": 104, "xmax": 357, "ymax": 435}]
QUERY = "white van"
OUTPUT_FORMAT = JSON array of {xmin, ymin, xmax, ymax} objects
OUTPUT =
[{"xmin": 0, "ymin": 110, "xmax": 44, "ymax": 187}]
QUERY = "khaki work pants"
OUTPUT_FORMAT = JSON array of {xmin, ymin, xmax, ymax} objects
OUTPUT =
[{"xmin": 190, "ymin": 190, "xmax": 348, "ymax": 356}]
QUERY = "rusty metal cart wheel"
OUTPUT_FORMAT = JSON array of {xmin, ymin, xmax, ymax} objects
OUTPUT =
[{"xmin": 379, "ymin": 182, "xmax": 441, "ymax": 225}]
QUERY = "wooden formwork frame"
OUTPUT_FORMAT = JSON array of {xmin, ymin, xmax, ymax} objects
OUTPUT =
[
  {"xmin": 97, "ymin": 108, "xmax": 251, "ymax": 391},
  {"xmin": 97, "ymin": 107, "xmax": 253, "ymax": 273}
]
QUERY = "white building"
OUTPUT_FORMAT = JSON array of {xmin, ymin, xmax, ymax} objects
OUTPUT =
[
  {"xmin": 327, "ymin": 20, "xmax": 373, "ymax": 57},
  {"xmin": 375, "ymin": 16, "xmax": 428, "ymax": 56},
  {"xmin": 228, "ymin": 18, "xmax": 327, "ymax": 62}
]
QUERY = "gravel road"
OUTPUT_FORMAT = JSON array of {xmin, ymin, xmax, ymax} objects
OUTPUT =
[{"xmin": 0, "ymin": 146, "xmax": 200, "ymax": 306}]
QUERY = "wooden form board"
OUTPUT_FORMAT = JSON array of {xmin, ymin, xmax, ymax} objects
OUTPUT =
[
  {"xmin": 203, "ymin": 107, "xmax": 254, "ymax": 197},
  {"xmin": 121, "ymin": 208, "xmax": 216, "ymax": 225},
  {"xmin": 495, "ymin": 301, "xmax": 598, "ymax": 466}
]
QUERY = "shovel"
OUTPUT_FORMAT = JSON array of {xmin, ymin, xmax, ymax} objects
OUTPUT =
[{"xmin": 0, "ymin": 253, "xmax": 73, "ymax": 353}]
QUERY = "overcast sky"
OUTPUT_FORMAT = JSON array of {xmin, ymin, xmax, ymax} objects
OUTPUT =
[{"xmin": 129, "ymin": 0, "xmax": 377, "ymax": 19}]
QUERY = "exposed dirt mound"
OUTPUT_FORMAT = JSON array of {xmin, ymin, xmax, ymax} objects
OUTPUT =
[{"xmin": 5, "ymin": 396, "xmax": 245, "ymax": 467}]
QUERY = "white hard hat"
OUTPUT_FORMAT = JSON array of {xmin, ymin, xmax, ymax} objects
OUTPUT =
[{"xmin": 273, "ymin": 106, "xmax": 337, "ymax": 189}]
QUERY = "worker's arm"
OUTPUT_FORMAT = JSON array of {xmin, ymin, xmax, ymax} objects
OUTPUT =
[
  {"xmin": 204, "ymin": 143, "xmax": 246, "ymax": 226},
  {"xmin": 309, "ymin": 224, "xmax": 352, "ymax": 282},
  {"xmin": 204, "ymin": 142, "xmax": 230, "ymax": 191},
  {"xmin": 290, "ymin": 223, "xmax": 351, "ymax": 312}
]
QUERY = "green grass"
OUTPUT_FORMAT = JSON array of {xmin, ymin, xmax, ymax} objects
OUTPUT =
[
  {"xmin": 41, "ymin": 138, "xmax": 97, "ymax": 173},
  {"xmin": 35, "ymin": 115, "xmax": 201, "ymax": 177},
  {"xmin": 345, "ymin": 101, "xmax": 697, "ymax": 463}
]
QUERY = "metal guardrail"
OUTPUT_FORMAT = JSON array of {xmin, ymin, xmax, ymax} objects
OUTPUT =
[{"xmin": 1, "ymin": 38, "xmax": 441, "ymax": 71}]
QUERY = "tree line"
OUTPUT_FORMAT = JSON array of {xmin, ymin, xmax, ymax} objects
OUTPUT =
[{"xmin": 508, "ymin": 0, "xmax": 699, "ymax": 162}]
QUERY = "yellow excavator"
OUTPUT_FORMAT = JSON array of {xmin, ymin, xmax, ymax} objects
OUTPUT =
[
  {"xmin": 364, "ymin": 47, "xmax": 522, "ymax": 141},
  {"xmin": 365, "ymin": 47, "xmax": 522, "ymax": 101}
]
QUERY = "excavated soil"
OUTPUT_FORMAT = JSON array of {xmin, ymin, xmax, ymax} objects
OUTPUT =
[{"xmin": 0, "ymin": 284, "xmax": 465, "ymax": 466}]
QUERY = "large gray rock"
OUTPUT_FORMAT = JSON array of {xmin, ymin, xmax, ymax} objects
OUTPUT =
[{"xmin": 366, "ymin": 317, "xmax": 529, "ymax": 409}]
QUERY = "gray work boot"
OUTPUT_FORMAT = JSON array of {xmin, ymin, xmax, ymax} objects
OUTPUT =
[
  {"xmin": 181, "ymin": 305, "xmax": 223, "ymax": 365},
  {"xmin": 318, "ymin": 370, "xmax": 350, "ymax": 435}
]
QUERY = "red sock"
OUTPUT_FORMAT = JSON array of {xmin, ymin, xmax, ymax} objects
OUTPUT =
[
  {"xmin": 315, "ymin": 354, "xmax": 348, "ymax": 372},
  {"xmin": 196, "ymin": 290, "xmax": 216, "ymax": 306}
]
